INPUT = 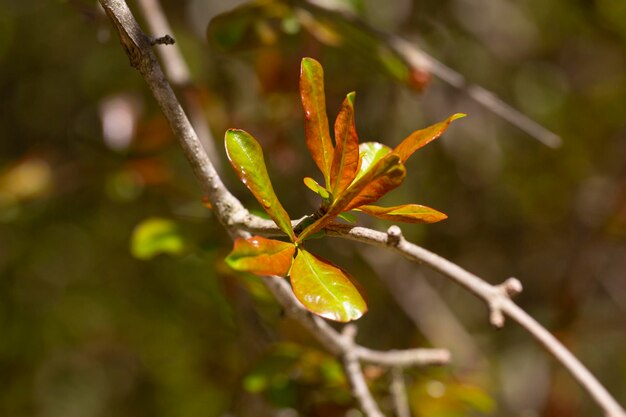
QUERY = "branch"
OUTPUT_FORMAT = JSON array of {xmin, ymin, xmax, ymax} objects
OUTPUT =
[
  {"xmin": 134, "ymin": 0, "xmax": 222, "ymax": 173},
  {"xmin": 98, "ymin": 3, "xmax": 448, "ymax": 417},
  {"xmin": 325, "ymin": 223, "xmax": 626, "ymax": 417},
  {"xmin": 390, "ymin": 367, "xmax": 411, "ymax": 417}
]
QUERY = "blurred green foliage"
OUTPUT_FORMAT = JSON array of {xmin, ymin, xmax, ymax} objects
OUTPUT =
[{"xmin": 1, "ymin": 0, "xmax": 625, "ymax": 416}]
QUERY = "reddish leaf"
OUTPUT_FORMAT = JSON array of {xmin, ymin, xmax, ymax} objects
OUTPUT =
[
  {"xmin": 356, "ymin": 204, "xmax": 447, "ymax": 223},
  {"xmin": 343, "ymin": 163, "xmax": 406, "ymax": 210},
  {"xmin": 393, "ymin": 113, "xmax": 465, "ymax": 163},
  {"xmin": 330, "ymin": 92, "xmax": 359, "ymax": 196},
  {"xmin": 226, "ymin": 236, "xmax": 296, "ymax": 276},
  {"xmin": 290, "ymin": 248, "xmax": 367, "ymax": 322},
  {"xmin": 225, "ymin": 129, "xmax": 295, "ymax": 241},
  {"xmin": 300, "ymin": 57, "xmax": 334, "ymax": 187}
]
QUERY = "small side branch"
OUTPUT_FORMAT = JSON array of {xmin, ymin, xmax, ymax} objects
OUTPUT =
[{"xmin": 390, "ymin": 367, "xmax": 411, "ymax": 417}]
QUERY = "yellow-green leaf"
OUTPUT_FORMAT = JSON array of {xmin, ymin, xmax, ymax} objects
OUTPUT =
[
  {"xmin": 225, "ymin": 129, "xmax": 295, "ymax": 241},
  {"xmin": 301, "ymin": 57, "xmax": 334, "ymax": 187},
  {"xmin": 393, "ymin": 113, "xmax": 466, "ymax": 163},
  {"xmin": 130, "ymin": 217, "xmax": 185, "ymax": 260},
  {"xmin": 303, "ymin": 176, "xmax": 331, "ymax": 201},
  {"xmin": 290, "ymin": 249, "xmax": 367, "ymax": 322},
  {"xmin": 356, "ymin": 204, "xmax": 447, "ymax": 223},
  {"xmin": 330, "ymin": 92, "xmax": 359, "ymax": 196},
  {"xmin": 226, "ymin": 236, "xmax": 296, "ymax": 276}
]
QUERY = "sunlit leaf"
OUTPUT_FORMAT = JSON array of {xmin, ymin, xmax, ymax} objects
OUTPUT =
[
  {"xmin": 225, "ymin": 129, "xmax": 295, "ymax": 241},
  {"xmin": 354, "ymin": 142, "xmax": 392, "ymax": 181},
  {"xmin": 290, "ymin": 248, "xmax": 367, "ymax": 322},
  {"xmin": 330, "ymin": 92, "xmax": 359, "ymax": 196},
  {"xmin": 356, "ymin": 204, "xmax": 447, "ymax": 224},
  {"xmin": 226, "ymin": 236, "xmax": 296, "ymax": 276},
  {"xmin": 303, "ymin": 176, "xmax": 330, "ymax": 201},
  {"xmin": 393, "ymin": 113, "xmax": 466, "ymax": 163},
  {"xmin": 301, "ymin": 57, "xmax": 334, "ymax": 187},
  {"xmin": 130, "ymin": 217, "xmax": 185, "ymax": 260}
]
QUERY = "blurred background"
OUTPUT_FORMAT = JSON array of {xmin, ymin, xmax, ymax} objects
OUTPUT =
[{"xmin": 1, "ymin": 0, "xmax": 625, "ymax": 416}]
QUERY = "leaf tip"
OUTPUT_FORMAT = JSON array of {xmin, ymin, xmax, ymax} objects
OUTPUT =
[
  {"xmin": 451, "ymin": 113, "xmax": 467, "ymax": 121},
  {"xmin": 346, "ymin": 91, "xmax": 356, "ymax": 105}
]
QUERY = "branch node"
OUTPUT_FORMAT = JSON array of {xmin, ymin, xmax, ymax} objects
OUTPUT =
[
  {"xmin": 150, "ymin": 34, "xmax": 175, "ymax": 45},
  {"xmin": 386, "ymin": 225, "xmax": 403, "ymax": 246},
  {"xmin": 501, "ymin": 277, "xmax": 523, "ymax": 297},
  {"xmin": 489, "ymin": 303, "xmax": 506, "ymax": 328}
]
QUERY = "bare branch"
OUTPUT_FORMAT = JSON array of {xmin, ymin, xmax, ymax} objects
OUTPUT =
[
  {"xmin": 135, "ymin": 0, "xmax": 222, "ymax": 173},
  {"xmin": 342, "ymin": 325, "xmax": 386, "ymax": 417},
  {"xmin": 390, "ymin": 367, "xmax": 411, "ymax": 417},
  {"xmin": 325, "ymin": 223, "xmax": 626, "ymax": 417}
]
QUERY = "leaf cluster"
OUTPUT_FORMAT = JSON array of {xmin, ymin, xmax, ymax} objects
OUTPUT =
[{"xmin": 225, "ymin": 58, "xmax": 463, "ymax": 322}]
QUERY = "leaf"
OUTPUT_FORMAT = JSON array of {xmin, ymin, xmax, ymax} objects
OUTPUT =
[
  {"xmin": 354, "ymin": 142, "xmax": 393, "ymax": 181},
  {"xmin": 337, "ymin": 212, "xmax": 357, "ymax": 223},
  {"xmin": 303, "ymin": 176, "xmax": 330, "ymax": 201},
  {"xmin": 296, "ymin": 146, "xmax": 405, "ymax": 242},
  {"xmin": 290, "ymin": 249, "xmax": 367, "ymax": 322},
  {"xmin": 393, "ymin": 113, "xmax": 466, "ymax": 163},
  {"xmin": 356, "ymin": 204, "xmax": 447, "ymax": 224},
  {"xmin": 225, "ymin": 129, "xmax": 295, "ymax": 241},
  {"xmin": 342, "ymin": 161, "xmax": 406, "ymax": 210},
  {"xmin": 130, "ymin": 217, "xmax": 185, "ymax": 260},
  {"xmin": 300, "ymin": 57, "xmax": 334, "ymax": 187},
  {"xmin": 226, "ymin": 236, "xmax": 296, "ymax": 276},
  {"xmin": 330, "ymin": 92, "xmax": 360, "ymax": 196}
]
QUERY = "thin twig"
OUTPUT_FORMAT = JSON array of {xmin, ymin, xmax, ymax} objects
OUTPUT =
[
  {"xmin": 342, "ymin": 325, "xmax": 385, "ymax": 417},
  {"xmin": 390, "ymin": 367, "xmax": 411, "ymax": 417},
  {"xmin": 135, "ymin": 0, "xmax": 222, "ymax": 173}
]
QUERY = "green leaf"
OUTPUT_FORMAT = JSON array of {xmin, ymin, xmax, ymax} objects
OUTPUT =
[
  {"xmin": 356, "ymin": 204, "xmax": 447, "ymax": 224},
  {"xmin": 225, "ymin": 129, "xmax": 295, "ymax": 241},
  {"xmin": 303, "ymin": 176, "xmax": 330, "ymax": 201},
  {"xmin": 337, "ymin": 212, "xmax": 357, "ymax": 223},
  {"xmin": 290, "ymin": 248, "xmax": 367, "ymax": 322},
  {"xmin": 130, "ymin": 217, "xmax": 185, "ymax": 260},
  {"xmin": 300, "ymin": 57, "xmax": 334, "ymax": 187},
  {"xmin": 393, "ymin": 113, "xmax": 466, "ymax": 163},
  {"xmin": 330, "ymin": 92, "xmax": 360, "ymax": 196},
  {"xmin": 226, "ymin": 236, "xmax": 296, "ymax": 276},
  {"xmin": 354, "ymin": 142, "xmax": 393, "ymax": 182}
]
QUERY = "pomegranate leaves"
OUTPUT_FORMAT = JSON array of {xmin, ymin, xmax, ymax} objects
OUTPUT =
[
  {"xmin": 224, "ymin": 57, "xmax": 464, "ymax": 323},
  {"xmin": 291, "ymin": 249, "xmax": 367, "ymax": 322}
]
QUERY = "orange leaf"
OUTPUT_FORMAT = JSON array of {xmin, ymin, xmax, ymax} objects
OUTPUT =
[
  {"xmin": 226, "ymin": 236, "xmax": 296, "ymax": 276},
  {"xmin": 300, "ymin": 58, "xmax": 334, "ymax": 187},
  {"xmin": 330, "ymin": 92, "xmax": 359, "ymax": 196},
  {"xmin": 393, "ymin": 113, "xmax": 465, "ymax": 163},
  {"xmin": 356, "ymin": 204, "xmax": 448, "ymax": 223}
]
